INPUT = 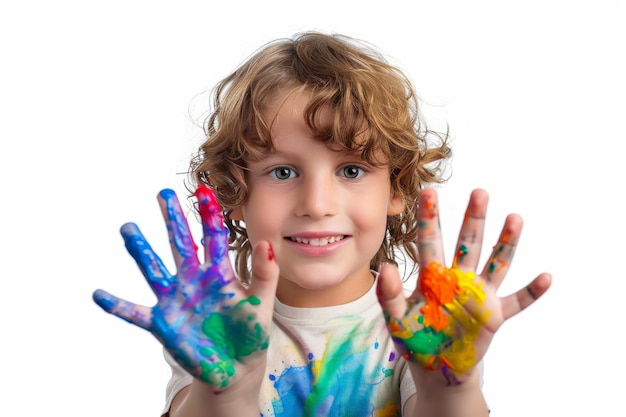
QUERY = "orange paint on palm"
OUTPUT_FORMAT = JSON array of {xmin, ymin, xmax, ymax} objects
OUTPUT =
[
  {"xmin": 413, "ymin": 261, "xmax": 490, "ymax": 377},
  {"xmin": 418, "ymin": 262, "xmax": 462, "ymax": 331}
]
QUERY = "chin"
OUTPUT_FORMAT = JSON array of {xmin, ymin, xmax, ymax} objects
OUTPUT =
[{"xmin": 280, "ymin": 263, "xmax": 370, "ymax": 290}]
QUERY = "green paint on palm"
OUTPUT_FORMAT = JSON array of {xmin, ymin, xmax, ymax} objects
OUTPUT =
[
  {"xmin": 199, "ymin": 296, "xmax": 268, "ymax": 386},
  {"xmin": 389, "ymin": 315, "xmax": 447, "ymax": 357},
  {"xmin": 402, "ymin": 326, "xmax": 447, "ymax": 355},
  {"xmin": 199, "ymin": 351, "xmax": 235, "ymax": 388},
  {"xmin": 247, "ymin": 295, "xmax": 261, "ymax": 305}
]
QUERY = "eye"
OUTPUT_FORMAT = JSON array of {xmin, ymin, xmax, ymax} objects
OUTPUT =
[
  {"xmin": 270, "ymin": 167, "xmax": 297, "ymax": 180},
  {"xmin": 340, "ymin": 165, "xmax": 364, "ymax": 179}
]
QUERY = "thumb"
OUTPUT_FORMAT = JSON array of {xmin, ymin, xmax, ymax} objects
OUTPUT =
[
  {"xmin": 247, "ymin": 241, "xmax": 280, "ymax": 306},
  {"xmin": 376, "ymin": 263, "xmax": 409, "ymax": 319}
]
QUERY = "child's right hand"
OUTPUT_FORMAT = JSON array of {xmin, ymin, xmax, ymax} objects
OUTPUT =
[{"xmin": 93, "ymin": 186, "xmax": 279, "ymax": 392}]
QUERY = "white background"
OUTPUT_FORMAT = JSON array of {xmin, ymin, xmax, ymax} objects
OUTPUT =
[{"xmin": 0, "ymin": 1, "xmax": 622, "ymax": 416}]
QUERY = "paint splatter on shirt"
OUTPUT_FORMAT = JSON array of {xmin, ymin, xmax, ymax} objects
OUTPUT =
[{"xmin": 163, "ymin": 275, "xmax": 415, "ymax": 416}]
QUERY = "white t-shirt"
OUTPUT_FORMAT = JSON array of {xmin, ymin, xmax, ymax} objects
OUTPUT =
[{"xmin": 162, "ymin": 277, "xmax": 417, "ymax": 416}]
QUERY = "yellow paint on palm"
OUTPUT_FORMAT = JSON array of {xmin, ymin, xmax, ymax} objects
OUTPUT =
[{"xmin": 418, "ymin": 262, "xmax": 490, "ymax": 376}]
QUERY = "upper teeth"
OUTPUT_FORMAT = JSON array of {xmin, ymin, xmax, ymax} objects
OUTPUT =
[{"xmin": 291, "ymin": 236, "xmax": 344, "ymax": 246}]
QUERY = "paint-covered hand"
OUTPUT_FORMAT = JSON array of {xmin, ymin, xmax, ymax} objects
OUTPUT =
[
  {"xmin": 377, "ymin": 188, "xmax": 551, "ymax": 384},
  {"xmin": 93, "ymin": 185, "xmax": 279, "ymax": 391}
]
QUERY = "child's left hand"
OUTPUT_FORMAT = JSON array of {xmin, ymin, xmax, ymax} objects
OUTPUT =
[{"xmin": 377, "ymin": 188, "xmax": 551, "ymax": 385}]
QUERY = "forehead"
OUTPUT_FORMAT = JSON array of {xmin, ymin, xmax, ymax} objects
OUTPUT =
[
  {"xmin": 266, "ymin": 86, "xmax": 369, "ymax": 145},
  {"xmin": 259, "ymin": 90, "xmax": 334, "ymax": 156},
  {"xmin": 267, "ymin": 87, "xmax": 330, "ymax": 127},
  {"xmin": 250, "ymin": 85, "xmax": 389, "ymax": 166}
]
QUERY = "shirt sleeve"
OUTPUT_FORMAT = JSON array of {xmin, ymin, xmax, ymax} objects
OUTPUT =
[
  {"xmin": 399, "ymin": 359, "xmax": 416, "ymax": 411},
  {"xmin": 161, "ymin": 349, "xmax": 193, "ymax": 417}
]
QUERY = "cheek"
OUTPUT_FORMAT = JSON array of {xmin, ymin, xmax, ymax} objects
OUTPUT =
[
  {"xmin": 349, "ymin": 200, "xmax": 390, "ymax": 240},
  {"xmin": 350, "ymin": 183, "xmax": 393, "ymax": 227},
  {"xmin": 241, "ymin": 194, "xmax": 286, "ymax": 242}
]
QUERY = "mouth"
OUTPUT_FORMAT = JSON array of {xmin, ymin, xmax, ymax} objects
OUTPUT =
[{"xmin": 288, "ymin": 235, "xmax": 346, "ymax": 246}]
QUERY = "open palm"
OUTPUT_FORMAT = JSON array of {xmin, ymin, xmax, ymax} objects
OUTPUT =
[
  {"xmin": 377, "ymin": 188, "xmax": 551, "ymax": 384},
  {"xmin": 93, "ymin": 186, "xmax": 278, "ymax": 390}
]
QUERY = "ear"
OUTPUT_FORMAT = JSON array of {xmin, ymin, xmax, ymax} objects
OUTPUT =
[
  {"xmin": 387, "ymin": 191, "xmax": 405, "ymax": 216},
  {"xmin": 229, "ymin": 207, "xmax": 244, "ymax": 221}
]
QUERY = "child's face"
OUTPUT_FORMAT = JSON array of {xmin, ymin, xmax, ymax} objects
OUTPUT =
[{"xmin": 233, "ymin": 89, "xmax": 404, "ymax": 307}]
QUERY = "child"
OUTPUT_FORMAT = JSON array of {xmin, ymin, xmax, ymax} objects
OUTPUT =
[{"xmin": 93, "ymin": 31, "xmax": 552, "ymax": 416}]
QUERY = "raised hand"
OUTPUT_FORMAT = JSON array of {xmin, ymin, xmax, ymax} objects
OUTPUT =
[
  {"xmin": 377, "ymin": 188, "xmax": 551, "ymax": 385},
  {"xmin": 93, "ymin": 185, "xmax": 279, "ymax": 391}
]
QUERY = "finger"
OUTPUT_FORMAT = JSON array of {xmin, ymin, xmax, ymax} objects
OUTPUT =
[
  {"xmin": 120, "ymin": 222, "xmax": 175, "ymax": 298},
  {"xmin": 247, "ymin": 241, "xmax": 280, "ymax": 306},
  {"xmin": 92, "ymin": 289, "xmax": 153, "ymax": 330},
  {"xmin": 452, "ymin": 189, "xmax": 488, "ymax": 273},
  {"xmin": 158, "ymin": 189, "xmax": 200, "ymax": 273},
  {"xmin": 377, "ymin": 264, "xmax": 429, "ymax": 362},
  {"xmin": 195, "ymin": 185, "xmax": 229, "ymax": 266},
  {"xmin": 500, "ymin": 273, "xmax": 552, "ymax": 320},
  {"xmin": 416, "ymin": 188, "xmax": 446, "ymax": 267},
  {"xmin": 376, "ymin": 263, "xmax": 411, "ymax": 319},
  {"xmin": 479, "ymin": 213, "xmax": 523, "ymax": 288}
]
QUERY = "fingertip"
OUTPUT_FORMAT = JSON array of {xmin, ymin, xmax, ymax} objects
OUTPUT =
[
  {"xmin": 418, "ymin": 187, "xmax": 437, "ymax": 201},
  {"xmin": 376, "ymin": 264, "xmax": 411, "ymax": 320},
  {"xmin": 92, "ymin": 289, "xmax": 117, "ymax": 312},
  {"xmin": 250, "ymin": 241, "xmax": 279, "ymax": 283},
  {"xmin": 249, "ymin": 241, "xmax": 280, "ymax": 303},
  {"xmin": 543, "ymin": 272, "xmax": 553, "ymax": 285},
  {"xmin": 120, "ymin": 222, "xmax": 141, "ymax": 237},
  {"xmin": 417, "ymin": 188, "xmax": 440, "ymax": 219},
  {"xmin": 471, "ymin": 188, "xmax": 489, "ymax": 201},
  {"xmin": 467, "ymin": 188, "xmax": 489, "ymax": 217},
  {"xmin": 195, "ymin": 185, "xmax": 224, "ymax": 228},
  {"xmin": 92, "ymin": 290, "xmax": 152, "ymax": 329},
  {"xmin": 495, "ymin": 214, "xmax": 523, "ymax": 245},
  {"xmin": 252, "ymin": 240, "xmax": 277, "ymax": 262},
  {"xmin": 535, "ymin": 272, "xmax": 553, "ymax": 295},
  {"xmin": 376, "ymin": 263, "xmax": 402, "ymax": 302},
  {"xmin": 158, "ymin": 188, "xmax": 176, "ymax": 200},
  {"xmin": 505, "ymin": 213, "xmax": 524, "ymax": 227},
  {"xmin": 521, "ymin": 273, "xmax": 552, "ymax": 307}
]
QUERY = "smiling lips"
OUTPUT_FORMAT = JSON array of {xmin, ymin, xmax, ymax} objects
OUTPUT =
[{"xmin": 288, "ymin": 235, "xmax": 346, "ymax": 246}]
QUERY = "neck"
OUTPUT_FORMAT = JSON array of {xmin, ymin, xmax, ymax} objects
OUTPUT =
[{"xmin": 275, "ymin": 267, "xmax": 375, "ymax": 308}]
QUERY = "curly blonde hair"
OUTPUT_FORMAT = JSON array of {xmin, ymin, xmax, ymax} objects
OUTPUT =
[{"xmin": 187, "ymin": 31, "xmax": 451, "ymax": 284}]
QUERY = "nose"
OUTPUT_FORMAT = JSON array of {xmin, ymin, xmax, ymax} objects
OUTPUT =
[{"xmin": 294, "ymin": 172, "xmax": 338, "ymax": 218}]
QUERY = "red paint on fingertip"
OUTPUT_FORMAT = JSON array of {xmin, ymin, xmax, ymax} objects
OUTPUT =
[{"xmin": 195, "ymin": 185, "xmax": 224, "ymax": 222}]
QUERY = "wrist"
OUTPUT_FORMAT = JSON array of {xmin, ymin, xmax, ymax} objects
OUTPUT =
[
  {"xmin": 173, "ymin": 378, "xmax": 261, "ymax": 417},
  {"xmin": 408, "ymin": 364, "xmax": 488, "ymax": 417},
  {"xmin": 171, "ymin": 359, "xmax": 266, "ymax": 417},
  {"xmin": 411, "ymin": 360, "xmax": 481, "ymax": 389},
  {"xmin": 410, "ymin": 361, "xmax": 484, "ymax": 398}
]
